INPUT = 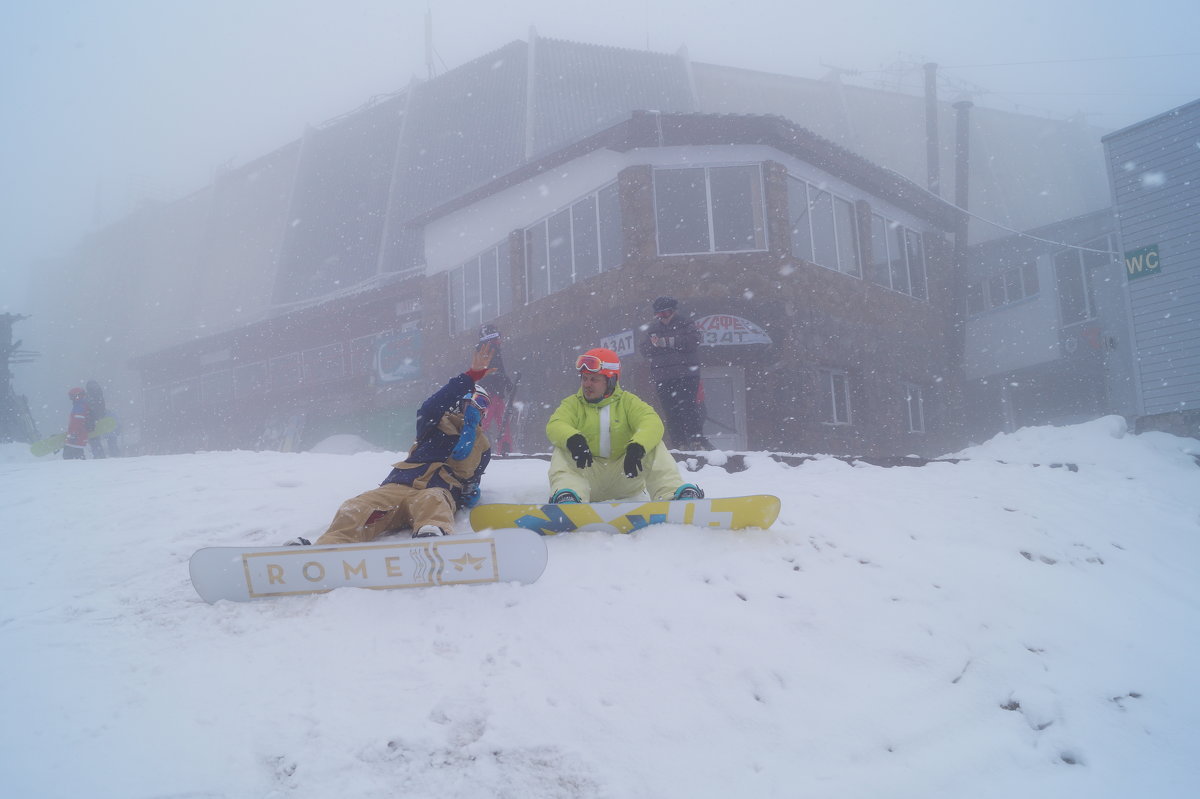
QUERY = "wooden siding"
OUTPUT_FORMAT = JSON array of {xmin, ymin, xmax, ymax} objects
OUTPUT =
[{"xmin": 1104, "ymin": 100, "xmax": 1200, "ymax": 416}]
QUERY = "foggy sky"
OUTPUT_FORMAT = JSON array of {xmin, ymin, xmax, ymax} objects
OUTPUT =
[{"xmin": 2, "ymin": 0, "xmax": 1197, "ymax": 310}]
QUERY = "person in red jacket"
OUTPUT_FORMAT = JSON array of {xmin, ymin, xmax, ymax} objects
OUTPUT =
[{"xmin": 63, "ymin": 387, "xmax": 90, "ymax": 460}]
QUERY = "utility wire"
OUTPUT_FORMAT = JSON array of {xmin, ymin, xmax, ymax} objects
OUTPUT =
[{"xmin": 882, "ymin": 166, "xmax": 1118, "ymax": 255}]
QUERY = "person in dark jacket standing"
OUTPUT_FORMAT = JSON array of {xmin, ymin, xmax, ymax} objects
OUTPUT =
[
  {"xmin": 285, "ymin": 344, "xmax": 496, "ymax": 546},
  {"xmin": 638, "ymin": 296, "xmax": 711, "ymax": 449}
]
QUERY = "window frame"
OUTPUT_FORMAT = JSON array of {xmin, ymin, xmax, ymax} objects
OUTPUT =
[
  {"xmin": 522, "ymin": 182, "xmax": 624, "ymax": 305},
  {"xmin": 448, "ymin": 241, "xmax": 513, "ymax": 334},
  {"xmin": 787, "ymin": 175, "xmax": 863, "ymax": 278},
  {"xmin": 819, "ymin": 368, "xmax": 853, "ymax": 426},
  {"xmin": 1053, "ymin": 236, "xmax": 1110, "ymax": 327},
  {"xmin": 654, "ymin": 164, "xmax": 768, "ymax": 256},
  {"xmin": 970, "ymin": 259, "xmax": 1040, "ymax": 315}
]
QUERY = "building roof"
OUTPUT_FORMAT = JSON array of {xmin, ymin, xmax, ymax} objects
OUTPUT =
[{"xmin": 411, "ymin": 110, "xmax": 964, "ymax": 230}]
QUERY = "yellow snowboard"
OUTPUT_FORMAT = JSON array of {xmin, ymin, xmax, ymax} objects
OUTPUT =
[
  {"xmin": 30, "ymin": 415, "xmax": 117, "ymax": 457},
  {"xmin": 470, "ymin": 495, "xmax": 781, "ymax": 535}
]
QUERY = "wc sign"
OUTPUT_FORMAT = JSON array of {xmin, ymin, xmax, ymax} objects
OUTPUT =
[{"xmin": 1125, "ymin": 244, "xmax": 1160, "ymax": 281}]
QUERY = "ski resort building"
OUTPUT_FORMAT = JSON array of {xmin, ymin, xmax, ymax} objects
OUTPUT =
[
  {"xmin": 961, "ymin": 209, "xmax": 1138, "ymax": 436},
  {"xmin": 27, "ymin": 34, "xmax": 1124, "ymax": 456}
]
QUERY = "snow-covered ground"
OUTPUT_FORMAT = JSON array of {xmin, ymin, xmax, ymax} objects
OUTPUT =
[{"xmin": 2, "ymin": 416, "xmax": 1198, "ymax": 799}]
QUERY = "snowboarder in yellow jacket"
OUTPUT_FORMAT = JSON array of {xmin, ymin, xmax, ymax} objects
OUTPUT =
[{"xmin": 545, "ymin": 347, "xmax": 703, "ymax": 504}]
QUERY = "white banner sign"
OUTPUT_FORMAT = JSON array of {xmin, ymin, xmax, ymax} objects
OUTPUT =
[
  {"xmin": 694, "ymin": 314, "xmax": 772, "ymax": 346},
  {"xmin": 600, "ymin": 329, "xmax": 636, "ymax": 357}
]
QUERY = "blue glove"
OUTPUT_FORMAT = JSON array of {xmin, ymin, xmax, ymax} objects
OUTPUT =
[
  {"xmin": 451, "ymin": 406, "xmax": 481, "ymax": 460},
  {"xmin": 462, "ymin": 481, "xmax": 482, "ymax": 508}
]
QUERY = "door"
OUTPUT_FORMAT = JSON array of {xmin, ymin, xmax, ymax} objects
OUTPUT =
[{"xmin": 700, "ymin": 367, "xmax": 747, "ymax": 451}]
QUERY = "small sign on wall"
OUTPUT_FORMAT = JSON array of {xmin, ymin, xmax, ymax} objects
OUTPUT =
[
  {"xmin": 694, "ymin": 314, "xmax": 773, "ymax": 346},
  {"xmin": 600, "ymin": 329, "xmax": 636, "ymax": 357},
  {"xmin": 1125, "ymin": 244, "xmax": 1161, "ymax": 281}
]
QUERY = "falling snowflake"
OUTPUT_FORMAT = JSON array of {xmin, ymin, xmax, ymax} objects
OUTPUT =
[{"xmin": 1141, "ymin": 171, "xmax": 1166, "ymax": 188}]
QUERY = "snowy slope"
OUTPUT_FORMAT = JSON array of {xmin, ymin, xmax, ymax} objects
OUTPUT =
[{"xmin": 1, "ymin": 416, "xmax": 1198, "ymax": 799}]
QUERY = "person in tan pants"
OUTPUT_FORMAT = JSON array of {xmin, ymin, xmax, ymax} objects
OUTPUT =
[{"xmin": 285, "ymin": 345, "xmax": 495, "ymax": 546}]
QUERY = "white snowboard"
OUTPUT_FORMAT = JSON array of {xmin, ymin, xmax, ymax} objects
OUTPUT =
[{"xmin": 188, "ymin": 530, "xmax": 547, "ymax": 603}]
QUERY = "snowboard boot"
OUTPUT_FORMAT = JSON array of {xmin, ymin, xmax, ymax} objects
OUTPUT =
[
  {"xmin": 672, "ymin": 483, "xmax": 705, "ymax": 500},
  {"xmin": 550, "ymin": 488, "xmax": 582, "ymax": 504},
  {"xmin": 413, "ymin": 525, "xmax": 447, "ymax": 538},
  {"xmin": 283, "ymin": 537, "xmax": 311, "ymax": 546}
]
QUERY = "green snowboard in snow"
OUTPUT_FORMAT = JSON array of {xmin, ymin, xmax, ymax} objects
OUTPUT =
[{"xmin": 30, "ymin": 415, "xmax": 116, "ymax": 457}]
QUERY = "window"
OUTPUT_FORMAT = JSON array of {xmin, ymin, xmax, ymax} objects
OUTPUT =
[
  {"xmin": 597, "ymin": 184, "xmax": 622, "ymax": 271},
  {"xmin": 810, "ymin": 189, "xmax": 839, "ymax": 269},
  {"xmin": 710, "ymin": 165, "xmax": 767, "ymax": 251},
  {"xmin": 834, "ymin": 197, "xmax": 861, "ymax": 277},
  {"xmin": 547, "ymin": 209, "xmax": 573, "ymax": 295},
  {"xmin": 865, "ymin": 212, "xmax": 929, "ymax": 300},
  {"xmin": 525, "ymin": 223, "xmax": 549, "ymax": 302},
  {"xmin": 202, "ymin": 370, "xmax": 234, "ymax": 405},
  {"xmin": 903, "ymin": 383, "xmax": 925, "ymax": 433},
  {"xmin": 462, "ymin": 257, "xmax": 482, "ymax": 329},
  {"xmin": 655, "ymin": 165, "xmax": 766, "ymax": 255},
  {"xmin": 904, "ymin": 230, "xmax": 927, "ymax": 300},
  {"xmin": 868, "ymin": 214, "xmax": 892, "ymax": 288},
  {"xmin": 268, "ymin": 353, "xmax": 302, "ymax": 391},
  {"xmin": 448, "ymin": 241, "xmax": 513, "ymax": 333},
  {"xmin": 788, "ymin": 177, "xmax": 814, "ymax": 262},
  {"xmin": 1054, "ymin": 237, "xmax": 1110, "ymax": 326},
  {"xmin": 234, "ymin": 361, "xmax": 267, "ymax": 398},
  {"xmin": 787, "ymin": 176, "xmax": 862, "ymax": 278},
  {"xmin": 890, "ymin": 225, "xmax": 911, "ymax": 296},
  {"xmin": 523, "ymin": 183, "xmax": 625, "ymax": 303},
  {"xmin": 972, "ymin": 260, "xmax": 1040, "ymax": 314},
  {"xmin": 820, "ymin": 369, "xmax": 852, "ymax": 425},
  {"xmin": 571, "ymin": 196, "xmax": 599, "ymax": 281},
  {"xmin": 303, "ymin": 343, "xmax": 346, "ymax": 384}
]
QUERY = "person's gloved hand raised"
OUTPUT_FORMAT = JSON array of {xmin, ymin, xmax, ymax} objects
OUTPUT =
[
  {"xmin": 623, "ymin": 442, "xmax": 645, "ymax": 478},
  {"xmin": 566, "ymin": 434, "xmax": 593, "ymax": 468}
]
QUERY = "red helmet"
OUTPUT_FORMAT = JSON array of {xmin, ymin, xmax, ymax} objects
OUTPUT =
[
  {"xmin": 68, "ymin": 387, "xmax": 86, "ymax": 400},
  {"xmin": 576, "ymin": 348, "xmax": 620, "ymax": 379}
]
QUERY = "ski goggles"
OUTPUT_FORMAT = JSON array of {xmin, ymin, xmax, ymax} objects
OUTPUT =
[
  {"xmin": 654, "ymin": 309, "xmax": 674, "ymax": 319},
  {"xmin": 461, "ymin": 389, "xmax": 490, "ymax": 411},
  {"xmin": 575, "ymin": 354, "xmax": 620, "ymax": 373}
]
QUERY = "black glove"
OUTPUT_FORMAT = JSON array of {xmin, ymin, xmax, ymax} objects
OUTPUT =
[
  {"xmin": 623, "ymin": 442, "xmax": 645, "ymax": 478},
  {"xmin": 566, "ymin": 434, "xmax": 593, "ymax": 469}
]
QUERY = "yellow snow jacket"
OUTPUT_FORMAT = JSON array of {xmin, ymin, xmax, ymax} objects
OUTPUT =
[{"xmin": 546, "ymin": 384, "xmax": 665, "ymax": 461}]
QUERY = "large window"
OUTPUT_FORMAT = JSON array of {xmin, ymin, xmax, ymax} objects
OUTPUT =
[
  {"xmin": 655, "ymin": 165, "xmax": 767, "ymax": 255},
  {"xmin": 865, "ymin": 213, "xmax": 929, "ymax": 300},
  {"xmin": 788, "ymin": 177, "xmax": 861, "ymax": 277},
  {"xmin": 1054, "ymin": 236, "xmax": 1111, "ymax": 326},
  {"xmin": 448, "ymin": 241, "xmax": 513, "ymax": 333},
  {"xmin": 525, "ymin": 183, "xmax": 624, "ymax": 303}
]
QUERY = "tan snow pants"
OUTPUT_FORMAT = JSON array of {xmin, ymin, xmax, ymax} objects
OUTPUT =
[{"xmin": 315, "ymin": 483, "xmax": 457, "ymax": 545}]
